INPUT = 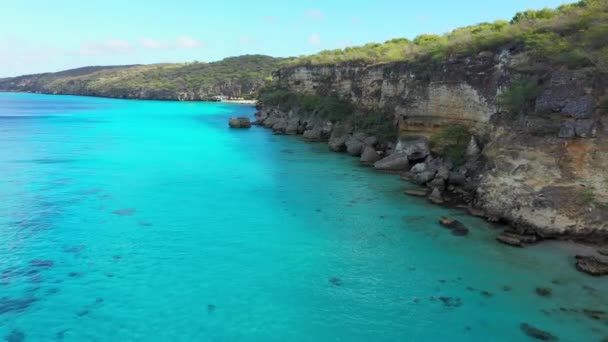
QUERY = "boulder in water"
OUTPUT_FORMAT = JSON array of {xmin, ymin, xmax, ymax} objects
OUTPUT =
[
  {"xmin": 345, "ymin": 137, "xmax": 364, "ymax": 156},
  {"xmin": 428, "ymin": 188, "xmax": 444, "ymax": 205},
  {"xmin": 575, "ymin": 255, "xmax": 608, "ymax": 276},
  {"xmin": 374, "ymin": 152, "xmax": 410, "ymax": 172},
  {"xmin": 328, "ymin": 135, "xmax": 347, "ymax": 152},
  {"xmin": 228, "ymin": 117, "xmax": 252, "ymax": 128},
  {"xmin": 439, "ymin": 216, "xmax": 469, "ymax": 236},
  {"xmin": 404, "ymin": 188, "xmax": 428, "ymax": 197},
  {"xmin": 360, "ymin": 146, "xmax": 381, "ymax": 165},
  {"xmin": 496, "ymin": 234, "xmax": 523, "ymax": 248}
]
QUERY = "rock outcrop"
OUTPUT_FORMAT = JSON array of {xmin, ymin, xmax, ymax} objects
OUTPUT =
[
  {"xmin": 255, "ymin": 49, "xmax": 608, "ymax": 242},
  {"xmin": 228, "ymin": 117, "xmax": 252, "ymax": 128}
]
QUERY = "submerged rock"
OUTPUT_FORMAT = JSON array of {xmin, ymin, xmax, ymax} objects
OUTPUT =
[
  {"xmin": 404, "ymin": 188, "xmax": 428, "ymax": 197},
  {"xmin": 228, "ymin": 117, "xmax": 252, "ymax": 128},
  {"xmin": 112, "ymin": 208, "xmax": 136, "ymax": 216},
  {"xmin": 30, "ymin": 260, "xmax": 54, "ymax": 267},
  {"xmin": 575, "ymin": 255, "xmax": 608, "ymax": 276},
  {"xmin": 438, "ymin": 296, "xmax": 462, "ymax": 308},
  {"xmin": 496, "ymin": 233, "xmax": 524, "ymax": 248},
  {"xmin": 0, "ymin": 297, "xmax": 37, "ymax": 315},
  {"xmin": 520, "ymin": 323, "xmax": 558, "ymax": 341},
  {"xmin": 439, "ymin": 217, "xmax": 469, "ymax": 236},
  {"xmin": 535, "ymin": 287, "xmax": 553, "ymax": 297},
  {"xmin": 5, "ymin": 329, "xmax": 25, "ymax": 342},
  {"xmin": 329, "ymin": 277, "xmax": 343, "ymax": 286}
]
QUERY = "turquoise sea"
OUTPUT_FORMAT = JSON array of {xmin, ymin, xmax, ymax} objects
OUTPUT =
[{"xmin": 0, "ymin": 92, "xmax": 606, "ymax": 341}]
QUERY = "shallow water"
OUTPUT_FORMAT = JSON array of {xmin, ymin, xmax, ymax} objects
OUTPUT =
[{"xmin": 0, "ymin": 92, "xmax": 606, "ymax": 341}]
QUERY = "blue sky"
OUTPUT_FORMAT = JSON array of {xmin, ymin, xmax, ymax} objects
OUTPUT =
[{"xmin": 0, "ymin": 0, "xmax": 570, "ymax": 77}]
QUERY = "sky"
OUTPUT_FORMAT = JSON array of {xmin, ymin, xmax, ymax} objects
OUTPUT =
[{"xmin": 0, "ymin": 0, "xmax": 571, "ymax": 77}]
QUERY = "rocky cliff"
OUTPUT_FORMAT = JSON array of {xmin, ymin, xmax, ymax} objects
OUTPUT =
[{"xmin": 256, "ymin": 49, "xmax": 608, "ymax": 242}]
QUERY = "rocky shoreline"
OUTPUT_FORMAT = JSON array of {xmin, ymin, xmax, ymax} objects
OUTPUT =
[{"xmin": 230, "ymin": 111, "xmax": 608, "ymax": 276}]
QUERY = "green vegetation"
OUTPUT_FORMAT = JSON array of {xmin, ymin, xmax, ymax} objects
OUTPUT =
[
  {"xmin": 258, "ymin": 87, "xmax": 354, "ymax": 122},
  {"xmin": 430, "ymin": 124, "xmax": 472, "ymax": 166},
  {"xmin": 352, "ymin": 112, "xmax": 397, "ymax": 141},
  {"xmin": 497, "ymin": 79, "xmax": 539, "ymax": 114},
  {"xmin": 286, "ymin": 0, "xmax": 608, "ymax": 71},
  {"xmin": 258, "ymin": 86, "xmax": 397, "ymax": 140},
  {"xmin": 0, "ymin": 55, "xmax": 284, "ymax": 100},
  {"xmin": 582, "ymin": 187, "xmax": 597, "ymax": 205}
]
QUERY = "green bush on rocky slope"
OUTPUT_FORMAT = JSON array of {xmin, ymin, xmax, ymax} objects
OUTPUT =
[
  {"xmin": 285, "ymin": 0, "xmax": 608, "ymax": 71},
  {"xmin": 0, "ymin": 55, "xmax": 284, "ymax": 100}
]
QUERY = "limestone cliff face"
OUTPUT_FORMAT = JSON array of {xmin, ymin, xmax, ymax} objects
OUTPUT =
[
  {"xmin": 275, "ymin": 56, "xmax": 501, "ymax": 130},
  {"xmin": 263, "ymin": 51, "xmax": 608, "ymax": 241}
]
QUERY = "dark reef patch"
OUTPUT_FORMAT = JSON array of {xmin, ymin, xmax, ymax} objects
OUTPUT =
[
  {"xmin": 5, "ymin": 329, "xmax": 25, "ymax": 342},
  {"xmin": 112, "ymin": 208, "xmax": 136, "ymax": 216},
  {"xmin": 138, "ymin": 220, "xmax": 153, "ymax": 227},
  {"xmin": 583, "ymin": 309, "xmax": 606, "ymax": 321},
  {"xmin": 63, "ymin": 245, "xmax": 85, "ymax": 254},
  {"xmin": 0, "ymin": 297, "xmax": 37, "ymax": 315},
  {"xmin": 520, "ymin": 323, "xmax": 558, "ymax": 341},
  {"xmin": 46, "ymin": 288, "xmax": 60, "ymax": 295},
  {"xmin": 535, "ymin": 287, "xmax": 553, "ymax": 298},
  {"xmin": 56, "ymin": 330, "xmax": 68, "ymax": 339},
  {"xmin": 329, "ymin": 277, "xmax": 343, "ymax": 286},
  {"xmin": 438, "ymin": 296, "xmax": 462, "ymax": 308},
  {"xmin": 207, "ymin": 304, "xmax": 216, "ymax": 313},
  {"xmin": 30, "ymin": 260, "xmax": 54, "ymax": 268},
  {"xmin": 27, "ymin": 158, "xmax": 76, "ymax": 165}
]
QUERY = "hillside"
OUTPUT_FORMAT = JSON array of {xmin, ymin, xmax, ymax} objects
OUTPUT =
[
  {"xmin": 0, "ymin": 55, "xmax": 284, "ymax": 101},
  {"xmin": 287, "ymin": 0, "xmax": 607, "ymax": 72}
]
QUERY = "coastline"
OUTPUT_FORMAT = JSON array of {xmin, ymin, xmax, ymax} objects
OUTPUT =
[
  {"xmin": 247, "ymin": 107, "xmax": 608, "ymax": 276},
  {"xmin": 0, "ymin": 90, "xmax": 257, "ymax": 105}
]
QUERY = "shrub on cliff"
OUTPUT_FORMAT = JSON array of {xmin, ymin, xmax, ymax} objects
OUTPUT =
[
  {"xmin": 352, "ymin": 112, "xmax": 397, "ymax": 142},
  {"xmin": 497, "ymin": 80, "xmax": 539, "ymax": 114},
  {"xmin": 430, "ymin": 124, "xmax": 472, "ymax": 166}
]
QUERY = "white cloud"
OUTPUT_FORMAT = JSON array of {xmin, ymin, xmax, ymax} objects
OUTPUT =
[
  {"xmin": 176, "ymin": 36, "xmax": 203, "ymax": 49},
  {"xmin": 309, "ymin": 33, "xmax": 321, "ymax": 46},
  {"xmin": 140, "ymin": 38, "xmax": 169, "ymax": 50},
  {"xmin": 80, "ymin": 39, "xmax": 133, "ymax": 56},
  {"xmin": 305, "ymin": 9, "xmax": 324, "ymax": 20}
]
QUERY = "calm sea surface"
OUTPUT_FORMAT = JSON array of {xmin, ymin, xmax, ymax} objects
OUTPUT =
[{"xmin": 0, "ymin": 92, "xmax": 606, "ymax": 341}]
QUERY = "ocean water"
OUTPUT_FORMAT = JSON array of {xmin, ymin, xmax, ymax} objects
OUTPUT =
[{"xmin": 0, "ymin": 92, "xmax": 606, "ymax": 341}]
